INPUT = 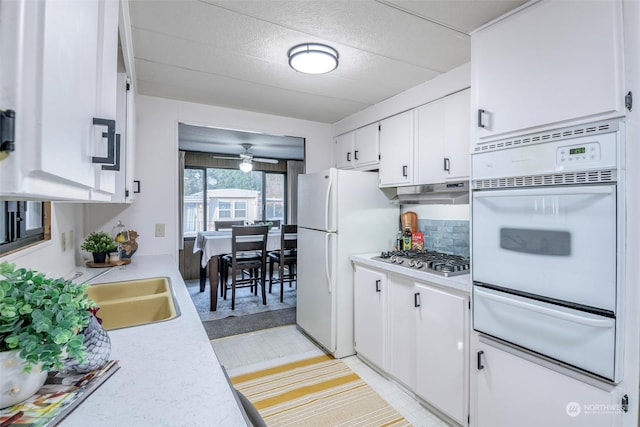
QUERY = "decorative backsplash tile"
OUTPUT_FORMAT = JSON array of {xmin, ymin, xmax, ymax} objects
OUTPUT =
[{"xmin": 417, "ymin": 219, "xmax": 470, "ymax": 257}]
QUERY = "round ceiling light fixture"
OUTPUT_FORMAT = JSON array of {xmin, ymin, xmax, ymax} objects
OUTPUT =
[
  {"xmin": 288, "ymin": 43, "xmax": 339, "ymax": 74},
  {"xmin": 239, "ymin": 158, "xmax": 253, "ymax": 173}
]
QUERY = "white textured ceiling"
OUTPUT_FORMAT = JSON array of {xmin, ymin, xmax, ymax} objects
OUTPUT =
[{"xmin": 129, "ymin": 0, "xmax": 526, "ymax": 158}]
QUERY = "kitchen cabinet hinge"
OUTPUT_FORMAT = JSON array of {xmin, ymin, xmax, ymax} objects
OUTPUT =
[
  {"xmin": 0, "ymin": 109, "xmax": 16, "ymax": 155},
  {"xmin": 378, "ymin": 124, "xmax": 381, "ymax": 132},
  {"xmin": 625, "ymin": 91, "xmax": 632, "ymax": 111},
  {"xmin": 378, "ymin": 154, "xmax": 381, "ymax": 160},
  {"xmin": 468, "ymin": 300, "xmax": 471, "ymax": 310},
  {"xmin": 126, "ymin": 82, "xmax": 131, "ymax": 91},
  {"xmin": 467, "ymin": 414, "xmax": 470, "ymax": 425}
]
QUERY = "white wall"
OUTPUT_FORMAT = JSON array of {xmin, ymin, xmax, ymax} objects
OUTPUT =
[
  {"xmin": 332, "ymin": 62, "xmax": 471, "ymax": 136},
  {"xmin": 84, "ymin": 95, "xmax": 333, "ymax": 261}
]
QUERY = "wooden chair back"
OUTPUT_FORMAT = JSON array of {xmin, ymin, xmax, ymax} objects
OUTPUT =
[
  {"xmin": 215, "ymin": 220, "xmax": 244, "ymax": 230},
  {"xmin": 231, "ymin": 225, "xmax": 269, "ymax": 259}
]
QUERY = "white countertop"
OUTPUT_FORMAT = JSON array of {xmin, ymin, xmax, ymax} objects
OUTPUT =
[
  {"xmin": 351, "ymin": 253, "xmax": 471, "ymax": 293},
  {"xmin": 60, "ymin": 255, "xmax": 247, "ymax": 427}
]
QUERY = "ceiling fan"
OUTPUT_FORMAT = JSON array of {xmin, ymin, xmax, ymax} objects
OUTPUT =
[{"xmin": 212, "ymin": 143, "xmax": 279, "ymax": 172}]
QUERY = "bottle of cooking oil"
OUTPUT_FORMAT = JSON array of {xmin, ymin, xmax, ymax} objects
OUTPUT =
[{"xmin": 402, "ymin": 225, "xmax": 412, "ymax": 251}]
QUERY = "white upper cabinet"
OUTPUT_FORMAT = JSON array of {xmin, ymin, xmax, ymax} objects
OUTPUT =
[
  {"xmin": 415, "ymin": 89, "xmax": 470, "ymax": 184},
  {"xmin": 353, "ymin": 123, "xmax": 380, "ymax": 168},
  {"xmin": 378, "ymin": 110, "xmax": 414, "ymax": 187},
  {"xmin": 472, "ymin": 0, "xmax": 625, "ymax": 142},
  {"xmin": 334, "ymin": 123, "xmax": 379, "ymax": 170},
  {"xmin": 0, "ymin": 0, "xmax": 120, "ymax": 200},
  {"xmin": 334, "ymin": 131, "xmax": 355, "ymax": 169}
]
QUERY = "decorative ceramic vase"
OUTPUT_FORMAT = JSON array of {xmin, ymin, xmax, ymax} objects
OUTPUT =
[
  {"xmin": 62, "ymin": 314, "xmax": 111, "ymax": 374},
  {"xmin": 0, "ymin": 350, "xmax": 47, "ymax": 409},
  {"xmin": 92, "ymin": 252, "xmax": 108, "ymax": 264}
]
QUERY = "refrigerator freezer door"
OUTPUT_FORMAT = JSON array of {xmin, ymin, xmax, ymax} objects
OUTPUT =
[
  {"xmin": 298, "ymin": 168, "xmax": 337, "ymax": 232},
  {"xmin": 296, "ymin": 227, "xmax": 336, "ymax": 353}
]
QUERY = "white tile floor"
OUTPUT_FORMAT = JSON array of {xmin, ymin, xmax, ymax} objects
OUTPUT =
[{"xmin": 211, "ymin": 325, "xmax": 450, "ymax": 427}]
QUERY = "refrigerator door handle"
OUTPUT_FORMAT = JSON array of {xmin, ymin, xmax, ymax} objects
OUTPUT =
[
  {"xmin": 324, "ymin": 232, "xmax": 333, "ymax": 294},
  {"xmin": 324, "ymin": 172, "xmax": 334, "ymax": 232}
]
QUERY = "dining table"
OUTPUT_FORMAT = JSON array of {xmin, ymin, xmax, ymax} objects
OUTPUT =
[{"xmin": 193, "ymin": 229, "xmax": 281, "ymax": 311}]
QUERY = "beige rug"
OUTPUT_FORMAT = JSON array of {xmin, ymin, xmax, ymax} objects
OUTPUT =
[{"xmin": 231, "ymin": 354, "xmax": 412, "ymax": 427}]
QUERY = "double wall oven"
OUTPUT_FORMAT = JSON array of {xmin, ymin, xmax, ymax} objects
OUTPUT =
[{"xmin": 471, "ymin": 120, "xmax": 624, "ymax": 383}]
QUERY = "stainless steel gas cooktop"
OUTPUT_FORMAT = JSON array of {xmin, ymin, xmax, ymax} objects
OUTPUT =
[{"xmin": 374, "ymin": 250, "xmax": 471, "ymax": 277}]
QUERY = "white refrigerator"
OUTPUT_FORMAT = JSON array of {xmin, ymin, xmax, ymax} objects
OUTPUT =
[{"xmin": 296, "ymin": 168, "xmax": 398, "ymax": 358}]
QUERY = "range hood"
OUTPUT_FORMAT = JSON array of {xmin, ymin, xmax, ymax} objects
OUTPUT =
[{"xmin": 392, "ymin": 181, "xmax": 469, "ymax": 205}]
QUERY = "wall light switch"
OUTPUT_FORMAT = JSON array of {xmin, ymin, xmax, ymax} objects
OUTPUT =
[
  {"xmin": 155, "ymin": 223, "xmax": 165, "ymax": 237},
  {"xmin": 60, "ymin": 232, "xmax": 66, "ymax": 252}
]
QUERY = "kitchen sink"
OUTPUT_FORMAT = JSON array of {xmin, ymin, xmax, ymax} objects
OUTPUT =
[{"xmin": 86, "ymin": 277, "xmax": 180, "ymax": 330}]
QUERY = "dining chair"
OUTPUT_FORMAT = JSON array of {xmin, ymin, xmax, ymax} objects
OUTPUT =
[
  {"xmin": 222, "ymin": 225, "xmax": 269, "ymax": 310},
  {"xmin": 215, "ymin": 220, "xmax": 245, "ymax": 230},
  {"xmin": 268, "ymin": 224, "xmax": 297, "ymax": 302},
  {"xmin": 215, "ymin": 220, "xmax": 245, "ymax": 296}
]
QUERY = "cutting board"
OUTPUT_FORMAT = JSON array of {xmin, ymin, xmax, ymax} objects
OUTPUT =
[{"xmin": 400, "ymin": 211, "xmax": 418, "ymax": 233}]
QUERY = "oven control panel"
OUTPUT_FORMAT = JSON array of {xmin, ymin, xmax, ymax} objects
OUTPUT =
[{"xmin": 556, "ymin": 142, "xmax": 600, "ymax": 166}]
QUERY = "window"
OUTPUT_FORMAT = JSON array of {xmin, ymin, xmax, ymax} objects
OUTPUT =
[
  {"xmin": 218, "ymin": 201, "xmax": 232, "ymax": 218},
  {"xmin": 233, "ymin": 201, "xmax": 247, "ymax": 218},
  {"xmin": 1, "ymin": 201, "xmax": 49, "ymax": 255},
  {"xmin": 182, "ymin": 166, "xmax": 286, "ymax": 238}
]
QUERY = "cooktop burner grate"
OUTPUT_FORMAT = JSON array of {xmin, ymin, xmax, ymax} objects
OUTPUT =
[{"xmin": 375, "ymin": 250, "xmax": 470, "ymax": 277}]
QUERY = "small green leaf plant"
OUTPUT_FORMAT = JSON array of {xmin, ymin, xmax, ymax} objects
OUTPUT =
[
  {"xmin": 80, "ymin": 231, "xmax": 117, "ymax": 253},
  {"xmin": 0, "ymin": 261, "xmax": 96, "ymax": 372}
]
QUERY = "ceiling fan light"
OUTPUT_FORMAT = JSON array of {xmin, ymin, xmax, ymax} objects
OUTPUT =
[
  {"xmin": 288, "ymin": 43, "xmax": 338, "ymax": 74},
  {"xmin": 239, "ymin": 158, "xmax": 253, "ymax": 173}
]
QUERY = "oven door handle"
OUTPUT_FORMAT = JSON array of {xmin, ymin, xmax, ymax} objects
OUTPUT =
[
  {"xmin": 473, "ymin": 186, "xmax": 614, "ymax": 198},
  {"xmin": 477, "ymin": 289, "xmax": 614, "ymax": 328}
]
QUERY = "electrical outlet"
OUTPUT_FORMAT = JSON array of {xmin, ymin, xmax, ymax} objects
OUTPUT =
[
  {"xmin": 155, "ymin": 223, "xmax": 165, "ymax": 237},
  {"xmin": 60, "ymin": 232, "xmax": 66, "ymax": 252},
  {"xmin": 68, "ymin": 230, "xmax": 74, "ymax": 250}
]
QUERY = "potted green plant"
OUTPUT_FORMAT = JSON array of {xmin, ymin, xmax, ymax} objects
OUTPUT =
[
  {"xmin": 0, "ymin": 261, "xmax": 97, "ymax": 408},
  {"xmin": 81, "ymin": 231, "xmax": 117, "ymax": 263}
]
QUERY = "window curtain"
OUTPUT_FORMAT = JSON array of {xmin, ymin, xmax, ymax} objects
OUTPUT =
[
  {"xmin": 178, "ymin": 151, "xmax": 185, "ymax": 250},
  {"xmin": 286, "ymin": 160, "xmax": 304, "ymax": 224}
]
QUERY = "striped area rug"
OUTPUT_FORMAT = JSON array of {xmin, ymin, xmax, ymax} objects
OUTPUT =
[{"xmin": 230, "ymin": 354, "xmax": 412, "ymax": 427}]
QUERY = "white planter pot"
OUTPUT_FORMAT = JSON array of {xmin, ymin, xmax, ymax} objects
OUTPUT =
[{"xmin": 0, "ymin": 350, "xmax": 47, "ymax": 409}]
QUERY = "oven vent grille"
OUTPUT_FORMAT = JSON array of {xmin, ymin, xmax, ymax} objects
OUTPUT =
[
  {"xmin": 473, "ymin": 170, "xmax": 616, "ymax": 189},
  {"xmin": 473, "ymin": 120, "xmax": 617, "ymax": 153}
]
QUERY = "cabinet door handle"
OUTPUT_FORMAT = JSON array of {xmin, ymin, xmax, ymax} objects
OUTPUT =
[
  {"xmin": 375, "ymin": 279, "xmax": 381, "ymax": 292},
  {"xmin": 443, "ymin": 157, "xmax": 450, "ymax": 172},
  {"xmin": 347, "ymin": 152, "xmax": 351, "ymax": 162},
  {"xmin": 414, "ymin": 292, "xmax": 421, "ymax": 307},
  {"xmin": 477, "ymin": 109, "xmax": 487, "ymax": 128},
  {"xmin": 92, "ymin": 118, "xmax": 117, "ymax": 165},
  {"xmin": 477, "ymin": 351, "xmax": 485, "ymax": 370},
  {"xmin": 101, "ymin": 134, "xmax": 121, "ymax": 171},
  {"xmin": 402, "ymin": 165, "xmax": 408, "ymax": 177},
  {"xmin": 354, "ymin": 150, "xmax": 359, "ymax": 161}
]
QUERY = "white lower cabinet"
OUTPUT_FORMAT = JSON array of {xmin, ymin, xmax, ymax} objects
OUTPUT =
[
  {"xmin": 387, "ymin": 274, "xmax": 417, "ymax": 389},
  {"xmin": 473, "ymin": 339, "xmax": 623, "ymax": 427},
  {"xmin": 353, "ymin": 266, "xmax": 386, "ymax": 369},
  {"xmin": 415, "ymin": 283, "xmax": 468, "ymax": 425},
  {"xmin": 353, "ymin": 262, "xmax": 469, "ymax": 425}
]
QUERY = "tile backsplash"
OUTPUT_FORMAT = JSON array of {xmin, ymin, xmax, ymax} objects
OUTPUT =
[{"xmin": 417, "ymin": 219, "xmax": 469, "ymax": 257}]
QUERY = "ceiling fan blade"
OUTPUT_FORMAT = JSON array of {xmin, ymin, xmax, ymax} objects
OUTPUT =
[
  {"xmin": 211, "ymin": 155, "xmax": 239, "ymax": 160},
  {"xmin": 253, "ymin": 157, "xmax": 279, "ymax": 164}
]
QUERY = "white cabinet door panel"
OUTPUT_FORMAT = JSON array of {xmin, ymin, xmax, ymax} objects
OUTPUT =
[
  {"xmin": 354, "ymin": 266, "xmax": 386, "ymax": 369},
  {"xmin": 474, "ymin": 341, "xmax": 622, "ymax": 427}
]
